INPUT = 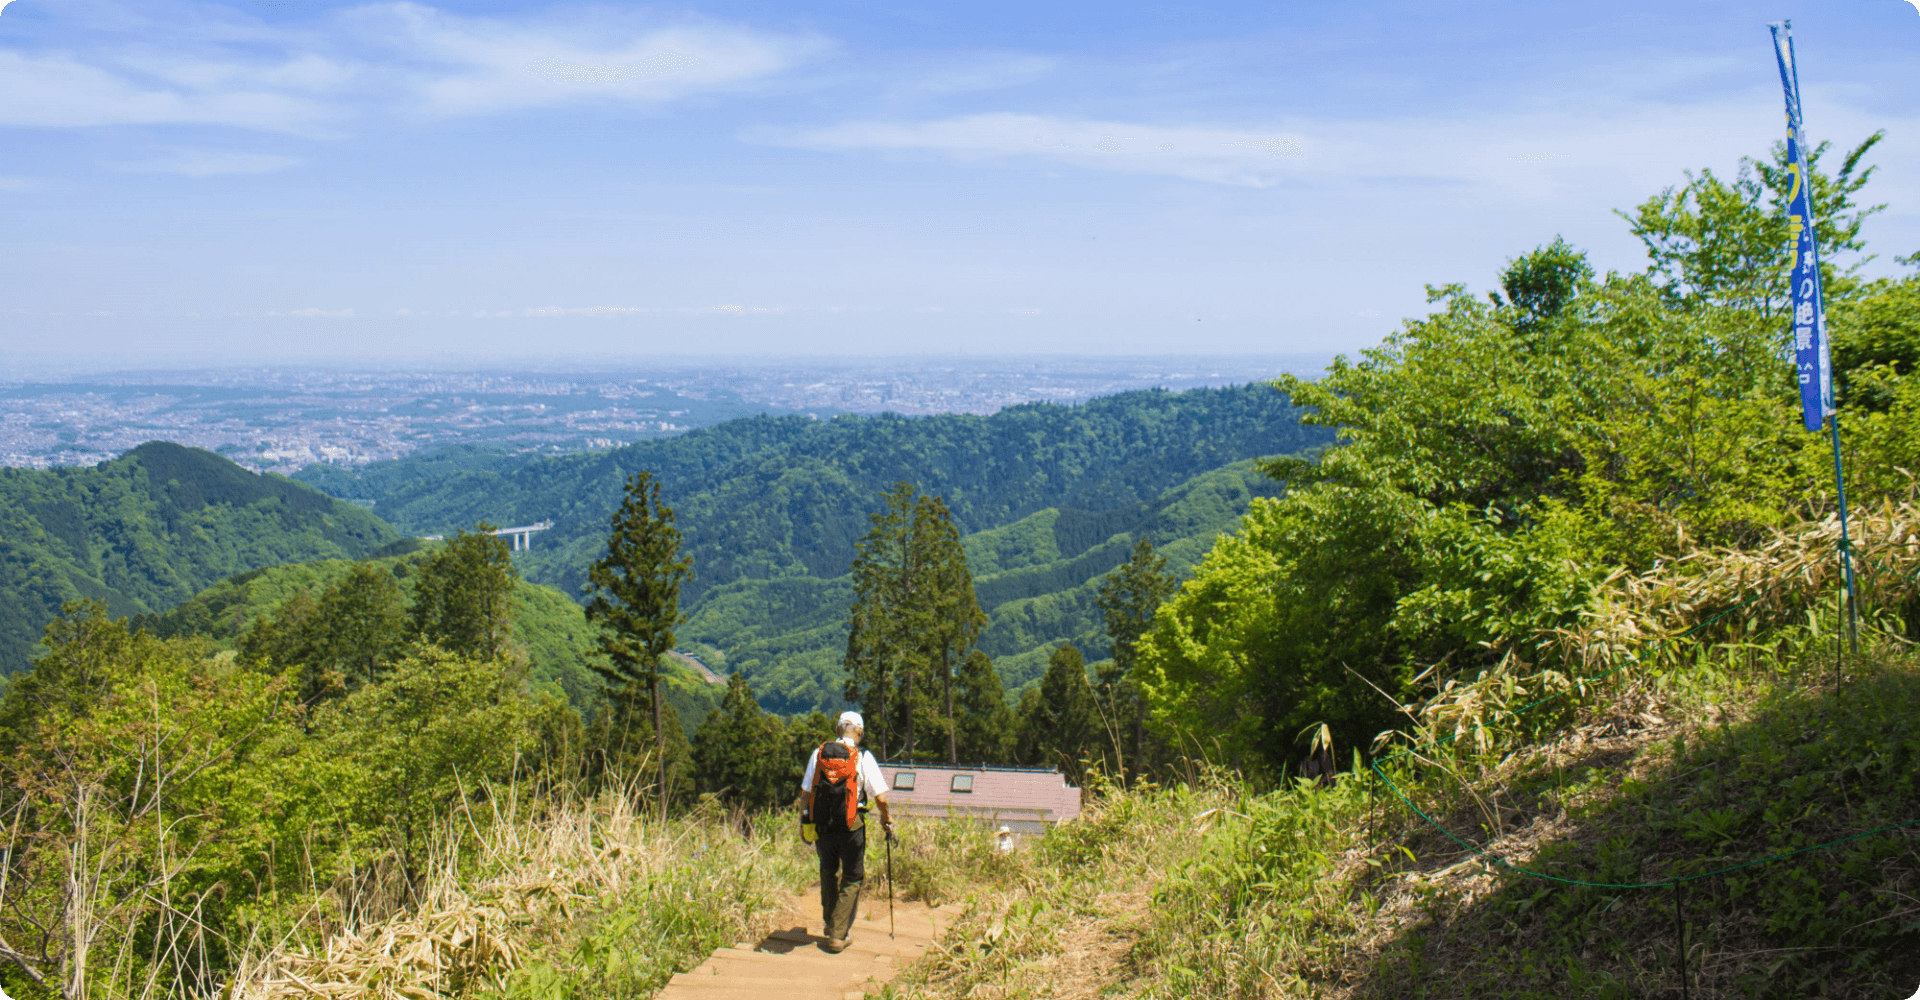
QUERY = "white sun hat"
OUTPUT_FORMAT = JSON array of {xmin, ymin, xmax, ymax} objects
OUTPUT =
[{"xmin": 837, "ymin": 710, "xmax": 865, "ymax": 731}]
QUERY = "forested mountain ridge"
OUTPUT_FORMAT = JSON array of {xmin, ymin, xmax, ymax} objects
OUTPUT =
[
  {"xmin": 294, "ymin": 384, "xmax": 1329, "ymax": 608},
  {"xmin": 0, "ymin": 441, "xmax": 400, "ymax": 674},
  {"xmin": 679, "ymin": 458, "xmax": 1286, "ymax": 713},
  {"xmin": 291, "ymin": 384, "xmax": 1325, "ymax": 713}
]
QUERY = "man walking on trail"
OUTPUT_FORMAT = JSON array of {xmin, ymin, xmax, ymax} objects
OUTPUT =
[{"xmin": 800, "ymin": 710, "xmax": 892, "ymax": 953}]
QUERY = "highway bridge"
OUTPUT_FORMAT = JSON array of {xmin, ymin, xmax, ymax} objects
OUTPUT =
[{"xmin": 418, "ymin": 521, "xmax": 553, "ymax": 550}]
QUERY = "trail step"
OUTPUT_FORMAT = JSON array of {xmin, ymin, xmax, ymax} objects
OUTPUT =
[{"xmin": 660, "ymin": 892, "xmax": 958, "ymax": 999}]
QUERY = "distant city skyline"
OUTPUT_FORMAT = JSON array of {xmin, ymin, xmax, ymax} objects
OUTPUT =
[
  {"xmin": 0, "ymin": 353, "xmax": 1332, "ymax": 470},
  {"xmin": 2, "ymin": 0, "xmax": 1916, "ymax": 366}
]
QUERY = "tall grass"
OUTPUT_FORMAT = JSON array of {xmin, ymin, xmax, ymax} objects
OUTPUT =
[
  {"xmin": 884, "ymin": 627, "xmax": 1920, "ymax": 999},
  {"xmin": 226, "ymin": 783, "xmax": 815, "ymax": 1000}
]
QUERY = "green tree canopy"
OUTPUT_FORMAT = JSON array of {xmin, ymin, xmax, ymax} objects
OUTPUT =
[
  {"xmin": 692, "ymin": 673, "xmax": 787, "ymax": 811},
  {"xmin": 411, "ymin": 525, "xmax": 518, "ymax": 662},
  {"xmin": 1144, "ymin": 133, "xmax": 1915, "ymax": 779},
  {"xmin": 585, "ymin": 471, "xmax": 691, "ymax": 815},
  {"xmin": 1018, "ymin": 643, "xmax": 1099, "ymax": 781},
  {"xmin": 953, "ymin": 649, "xmax": 1016, "ymax": 765}
]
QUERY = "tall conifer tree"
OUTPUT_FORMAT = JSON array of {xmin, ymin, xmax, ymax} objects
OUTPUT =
[
  {"xmin": 954, "ymin": 649, "xmax": 1015, "ymax": 764},
  {"xmin": 913, "ymin": 494, "xmax": 987, "ymax": 763},
  {"xmin": 586, "ymin": 471, "xmax": 691, "ymax": 820},
  {"xmin": 1096, "ymin": 539, "xmax": 1178, "ymax": 779},
  {"xmin": 692, "ymin": 673, "xmax": 785, "ymax": 810},
  {"xmin": 844, "ymin": 484, "xmax": 986, "ymax": 762},
  {"xmin": 845, "ymin": 483, "xmax": 916, "ymax": 757},
  {"xmin": 1020, "ymin": 643, "xmax": 1099, "ymax": 780},
  {"xmin": 411, "ymin": 524, "xmax": 517, "ymax": 662},
  {"xmin": 321, "ymin": 563, "xmax": 408, "ymax": 686}
]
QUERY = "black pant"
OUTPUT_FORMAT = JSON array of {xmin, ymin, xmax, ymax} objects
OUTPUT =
[{"xmin": 816, "ymin": 825, "xmax": 866, "ymax": 939}]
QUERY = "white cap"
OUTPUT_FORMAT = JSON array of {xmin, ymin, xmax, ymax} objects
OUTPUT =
[{"xmin": 837, "ymin": 711, "xmax": 864, "ymax": 731}]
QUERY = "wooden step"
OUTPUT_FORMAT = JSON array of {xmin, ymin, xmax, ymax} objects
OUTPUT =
[
  {"xmin": 660, "ymin": 890, "xmax": 950, "ymax": 1000},
  {"xmin": 687, "ymin": 959, "xmax": 861, "ymax": 978},
  {"xmin": 705, "ymin": 946, "xmax": 890, "ymax": 967},
  {"xmin": 679, "ymin": 955, "xmax": 877, "ymax": 979},
  {"xmin": 656, "ymin": 985, "xmax": 866, "ymax": 1000},
  {"xmin": 658, "ymin": 988, "xmax": 880, "ymax": 1000},
  {"xmin": 766, "ymin": 926, "xmax": 935, "ymax": 949}
]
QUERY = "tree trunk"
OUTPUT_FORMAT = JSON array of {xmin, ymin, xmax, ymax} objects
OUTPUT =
[
  {"xmin": 875, "ymin": 648, "xmax": 889, "ymax": 760},
  {"xmin": 652, "ymin": 666, "xmax": 666, "ymax": 824},
  {"xmin": 942, "ymin": 645, "xmax": 956, "ymax": 764},
  {"xmin": 1131, "ymin": 702, "xmax": 1146, "ymax": 787},
  {"xmin": 901, "ymin": 658, "xmax": 915, "ymax": 761}
]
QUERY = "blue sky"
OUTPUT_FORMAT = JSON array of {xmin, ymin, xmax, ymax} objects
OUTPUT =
[{"xmin": 1, "ymin": 0, "xmax": 1917, "ymax": 368}]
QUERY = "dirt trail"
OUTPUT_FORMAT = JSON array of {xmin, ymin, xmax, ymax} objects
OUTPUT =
[{"xmin": 657, "ymin": 888, "xmax": 963, "ymax": 1000}]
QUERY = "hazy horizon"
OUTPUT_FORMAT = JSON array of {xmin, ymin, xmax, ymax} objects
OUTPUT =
[
  {"xmin": 0, "ymin": 352, "xmax": 1336, "ymax": 470},
  {"xmin": 3, "ymin": 0, "xmax": 1917, "ymax": 367},
  {"xmin": 0, "ymin": 350, "xmax": 1337, "ymax": 381}
]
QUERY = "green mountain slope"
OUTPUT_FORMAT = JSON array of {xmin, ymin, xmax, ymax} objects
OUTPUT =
[
  {"xmin": 289, "ymin": 384, "xmax": 1325, "ymax": 713},
  {"xmin": 134, "ymin": 550, "xmax": 724, "ymax": 732},
  {"xmin": 0, "ymin": 442, "xmax": 400, "ymax": 674},
  {"xmin": 297, "ymin": 384, "xmax": 1327, "ymax": 608},
  {"xmin": 677, "ymin": 459, "xmax": 1285, "ymax": 714}
]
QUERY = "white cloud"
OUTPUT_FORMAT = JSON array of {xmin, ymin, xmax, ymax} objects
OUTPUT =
[
  {"xmin": 345, "ymin": 4, "xmax": 820, "ymax": 116},
  {"xmin": 769, "ymin": 113, "xmax": 1307, "ymax": 187},
  {"xmin": 286, "ymin": 307, "xmax": 354, "ymax": 317},
  {"xmin": 0, "ymin": 2, "xmax": 817, "ymax": 130},
  {"xmin": 760, "ymin": 100, "xmax": 1902, "ymax": 200},
  {"xmin": 0, "ymin": 50, "xmax": 334, "ymax": 129},
  {"xmin": 522, "ymin": 305, "xmax": 658, "ymax": 317},
  {"xmin": 117, "ymin": 147, "xmax": 299, "ymax": 175},
  {"xmin": 892, "ymin": 54, "xmax": 1056, "ymax": 98},
  {"xmin": 0, "ymin": 175, "xmax": 37, "ymax": 190}
]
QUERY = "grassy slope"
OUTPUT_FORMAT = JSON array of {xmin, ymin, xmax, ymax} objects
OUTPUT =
[
  {"xmin": 179, "ymin": 651, "xmax": 1916, "ymax": 1000},
  {"xmin": 0, "ymin": 441, "xmax": 399, "ymax": 675},
  {"xmin": 678, "ymin": 459, "xmax": 1283, "ymax": 714},
  {"xmin": 218, "ymin": 784, "xmax": 818, "ymax": 1000},
  {"xmin": 135, "ymin": 549, "xmax": 723, "ymax": 732},
  {"xmin": 880, "ymin": 644, "xmax": 1920, "ymax": 1000}
]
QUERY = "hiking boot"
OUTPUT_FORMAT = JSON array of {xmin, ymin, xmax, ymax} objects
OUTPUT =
[{"xmin": 823, "ymin": 936, "xmax": 851, "ymax": 953}]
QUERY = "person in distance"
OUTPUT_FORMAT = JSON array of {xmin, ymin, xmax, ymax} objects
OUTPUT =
[{"xmin": 799, "ymin": 711, "xmax": 893, "ymax": 952}]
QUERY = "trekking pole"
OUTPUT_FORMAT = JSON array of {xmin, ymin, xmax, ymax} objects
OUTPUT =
[{"xmin": 885, "ymin": 824, "xmax": 896, "ymax": 939}]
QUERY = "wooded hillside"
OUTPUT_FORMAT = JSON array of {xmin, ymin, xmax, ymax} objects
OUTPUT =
[
  {"xmin": 0, "ymin": 441, "xmax": 400, "ymax": 675},
  {"xmin": 295, "ymin": 384, "xmax": 1328, "ymax": 713}
]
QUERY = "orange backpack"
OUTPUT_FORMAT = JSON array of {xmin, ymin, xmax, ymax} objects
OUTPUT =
[{"xmin": 815, "ymin": 741, "xmax": 861, "ymax": 833}]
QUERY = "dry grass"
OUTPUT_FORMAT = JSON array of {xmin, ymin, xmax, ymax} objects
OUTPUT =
[
  {"xmin": 226, "ymin": 787, "xmax": 813, "ymax": 1000},
  {"xmin": 886, "ymin": 777, "xmax": 1239, "ymax": 1000}
]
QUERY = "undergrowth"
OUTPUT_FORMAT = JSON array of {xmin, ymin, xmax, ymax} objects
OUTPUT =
[
  {"xmin": 885, "ymin": 633, "xmax": 1920, "ymax": 1000},
  {"xmin": 189, "ymin": 789, "xmax": 818, "ymax": 999}
]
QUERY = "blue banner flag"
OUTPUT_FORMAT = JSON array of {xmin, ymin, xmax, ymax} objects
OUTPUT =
[{"xmin": 1770, "ymin": 21, "xmax": 1830, "ymax": 432}]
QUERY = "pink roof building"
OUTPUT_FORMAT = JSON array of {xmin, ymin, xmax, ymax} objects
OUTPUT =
[{"xmin": 878, "ymin": 764, "xmax": 1082, "ymax": 834}]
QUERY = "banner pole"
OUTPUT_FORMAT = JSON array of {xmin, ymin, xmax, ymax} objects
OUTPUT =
[
  {"xmin": 1771, "ymin": 20, "xmax": 1857, "ymax": 665},
  {"xmin": 1829, "ymin": 411, "xmax": 1859, "ymax": 658}
]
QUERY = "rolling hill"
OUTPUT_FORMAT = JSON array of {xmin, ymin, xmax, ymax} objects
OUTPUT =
[
  {"xmin": 0, "ymin": 441, "xmax": 401, "ymax": 674},
  {"xmin": 295, "ymin": 383, "xmax": 1327, "ymax": 714}
]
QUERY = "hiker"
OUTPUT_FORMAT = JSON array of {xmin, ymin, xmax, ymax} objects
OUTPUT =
[{"xmin": 799, "ymin": 710, "xmax": 892, "ymax": 952}]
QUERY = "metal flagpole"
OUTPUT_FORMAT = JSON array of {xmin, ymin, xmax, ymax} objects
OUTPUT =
[
  {"xmin": 1771, "ymin": 20, "xmax": 1859, "ymax": 661},
  {"xmin": 1830, "ymin": 411, "xmax": 1859, "ymax": 657}
]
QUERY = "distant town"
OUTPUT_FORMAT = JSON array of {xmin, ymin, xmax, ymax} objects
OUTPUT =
[{"xmin": 0, "ymin": 355, "xmax": 1331, "ymax": 473}]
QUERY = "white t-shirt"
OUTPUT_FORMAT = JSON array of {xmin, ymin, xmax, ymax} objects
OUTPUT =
[{"xmin": 800, "ymin": 738, "xmax": 890, "ymax": 798}]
